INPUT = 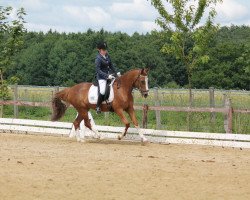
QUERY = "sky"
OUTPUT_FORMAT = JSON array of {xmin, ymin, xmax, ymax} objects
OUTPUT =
[{"xmin": 1, "ymin": 0, "xmax": 250, "ymax": 34}]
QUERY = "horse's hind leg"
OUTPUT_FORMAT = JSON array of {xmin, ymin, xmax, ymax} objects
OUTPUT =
[
  {"xmin": 72, "ymin": 113, "xmax": 84, "ymax": 142},
  {"xmin": 81, "ymin": 111, "xmax": 100, "ymax": 139}
]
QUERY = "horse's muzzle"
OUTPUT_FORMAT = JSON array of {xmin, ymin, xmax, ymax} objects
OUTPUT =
[{"xmin": 141, "ymin": 90, "xmax": 149, "ymax": 98}]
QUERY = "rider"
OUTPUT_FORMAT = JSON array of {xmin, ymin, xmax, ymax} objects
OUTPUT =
[{"xmin": 95, "ymin": 41, "xmax": 118, "ymax": 114}]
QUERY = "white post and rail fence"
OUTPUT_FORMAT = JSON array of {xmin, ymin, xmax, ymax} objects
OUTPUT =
[
  {"xmin": 0, "ymin": 116, "xmax": 250, "ymax": 149},
  {"xmin": 0, "ymin": 85, "xmax": 249, "ymax": 148}
]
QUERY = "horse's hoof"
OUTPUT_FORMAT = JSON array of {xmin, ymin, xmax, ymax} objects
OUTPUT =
[
  {"xmin": 141, "ymin": 138, "xmax": 149, "ymax": 145},
  {"xmin": 69, "ymin": 133, "xmax": 76, "ymax": 138},
  {"xmin": 93, "ymin": 135, "xmax": 100, "ymax": 139},
  {"xmin": 76, "ymin": 137, "xmax": 83, "ymax": 142},
  {"xmin": 77, "ymin": 138, "xmax": 85, "ymax": 143},
  {"xmin": 117, "ymin": 135, "xmax": 122, "ymax": 140}
]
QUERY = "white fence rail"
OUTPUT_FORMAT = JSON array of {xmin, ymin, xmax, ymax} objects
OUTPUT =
[{"xmin": 1, "ymin": 117, "xmax": 250, "ymax": 149}]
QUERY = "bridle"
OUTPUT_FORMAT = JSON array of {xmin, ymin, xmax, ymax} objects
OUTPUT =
[{"xmin": 133, "ymin": 70, "xmax": 149, "ymax": 95}]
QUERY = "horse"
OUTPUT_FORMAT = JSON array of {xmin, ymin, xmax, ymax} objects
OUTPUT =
[{"xmin": 51, "ymin": 68, "xmax": 150, "ymax": 142}]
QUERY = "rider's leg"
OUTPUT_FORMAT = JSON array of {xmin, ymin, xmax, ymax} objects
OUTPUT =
[{"xmin": 96, "ymin": 79, "xmax": 107, "ymax": 114}]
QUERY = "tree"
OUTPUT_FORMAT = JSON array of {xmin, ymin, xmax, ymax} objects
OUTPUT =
[
  {"xmin": 0, "ymin": 6, "xmax": 26, "ymax": 99},
  {"xmin": 150, "ymin": 0, "xmax": 222, "ymax": 103},
  {"xmin": 4, "ymin": 25, "xmax": 250, "ymax": 90},
  {"xmin": 192, "ymin": 25, "xmax": 250, "ymax": 90}
]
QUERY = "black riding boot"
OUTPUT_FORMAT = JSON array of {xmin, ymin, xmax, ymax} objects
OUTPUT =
[{"xmin": 96, "ymin": 94, "xmax": 104, "ymax": 114}]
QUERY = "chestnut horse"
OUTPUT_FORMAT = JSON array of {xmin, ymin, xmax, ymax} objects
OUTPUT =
[{"xmin": 51, "ymin": 68, "xmax": 149, "ymax": 142}]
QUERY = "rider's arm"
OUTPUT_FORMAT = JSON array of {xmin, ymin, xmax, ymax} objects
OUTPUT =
[{"xmin": 95, "ymin": 57, "xmax": 109, "ymax": 79}]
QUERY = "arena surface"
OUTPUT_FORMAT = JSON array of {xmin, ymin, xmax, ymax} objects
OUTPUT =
[{"xmin": 0, "ymin": 133, "xmax": 250, "ymax": 200}]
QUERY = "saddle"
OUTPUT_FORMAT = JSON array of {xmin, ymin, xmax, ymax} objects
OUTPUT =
[{"xmin": 88, "ymin": 79, "xmax": 114, "ymax": 109}]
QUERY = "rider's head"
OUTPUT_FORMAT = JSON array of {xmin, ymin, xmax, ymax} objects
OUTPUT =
[{"xmin": 97, "ymin": 42, "xmax": 108, "ymax": 56}]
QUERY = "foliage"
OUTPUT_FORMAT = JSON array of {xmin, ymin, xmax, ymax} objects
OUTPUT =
[
  {"xmin": 0, "ymin": 6, "xmax": 26, "ymax": 99},
  {"xmin": 150, "ymin": 0, "xmax": 223, "ymax": 102},
  {"xmin": 3, "ymin": 25, "xmax": 250, "ymax": 90},
  {"xmin": 193, "ymin": 26, "xmax": 250, "ymax": 90}
]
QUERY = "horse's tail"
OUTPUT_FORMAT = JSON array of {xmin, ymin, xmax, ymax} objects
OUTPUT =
[{"xmin": 51, "ymin": 88, "xmax": 70, "ymax": 121}]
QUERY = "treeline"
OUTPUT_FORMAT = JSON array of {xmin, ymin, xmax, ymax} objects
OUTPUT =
[{"xmin": 6, "ymin": 25, "xmax": 250, "ymax": 90}]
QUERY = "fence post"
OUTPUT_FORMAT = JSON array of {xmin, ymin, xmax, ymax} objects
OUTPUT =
[
  {"xmin": 223, "ymin": 93, "xmax": 227, "ymax": 131},
  {"xmin": 187, "ymin": 91, "xmax": 194, "ymax": 131},
  {"xmin": 161, "ymin": 92, "xmax": 165, "ymax": 105},
  {"xmin": 209, "ymin": 87, "xmax": 215, "ymax": 131},
  {"xmin": 55, "ymin": 86, "xmax": 59, "ymax": 93},
  {"xmin": 154, "ymin": 87, "xmax": 161, "ymax": 129},
  {"xmin": 224, "ymin": 98, "xmax": 233, "ymax": 133},
  {"xmin": 51, "ymin": 91, "xmax": 54, "ymax": 99},
  {"xmin": 24, "ymin": 89, "xmax": 28, "ymax": 101},
  {"xmin": 189, "ymin": 89, "xmax": 194, "ymax": 107},
  {"xmin": 13, "ymin": 83, "xmax": 18, "ymax": 118},
  {"xmin": 142, "ymin": 104, "xmax": 148, "ymax": 128}
]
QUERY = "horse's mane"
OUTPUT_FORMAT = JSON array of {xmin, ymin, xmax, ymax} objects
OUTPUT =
[{"xmin": 122, "ymin": 68, "xmax": 141, "ymax": 76}]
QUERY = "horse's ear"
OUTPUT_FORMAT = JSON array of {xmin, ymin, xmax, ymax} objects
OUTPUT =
[{"xmin": 141, "ymin": 67, "xmax": 150, "ymax": 75}]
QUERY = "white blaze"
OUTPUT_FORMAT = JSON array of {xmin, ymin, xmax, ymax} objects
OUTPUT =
[{"xmin": 145, "ymin": 76, "xmax": 149, "ymax": 91}]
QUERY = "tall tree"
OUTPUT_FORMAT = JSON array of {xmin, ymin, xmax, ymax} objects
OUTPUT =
[
  {"xmin": 150, "ymin": 0, "xmax": 222, "ymax": 103},
  {"xmin": 0, "ymin": 6, "xmax": 26, "ymax": 99}
]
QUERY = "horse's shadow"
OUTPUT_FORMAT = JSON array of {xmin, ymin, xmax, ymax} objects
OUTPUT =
[{"xmin": 84, "ymin": 138, "xmax": 147, "ymax": 146}]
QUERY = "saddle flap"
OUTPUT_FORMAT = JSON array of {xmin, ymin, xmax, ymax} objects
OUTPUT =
[{"xmin": 88, "ymin": 84, "xmax": 114, "ymax": 104}]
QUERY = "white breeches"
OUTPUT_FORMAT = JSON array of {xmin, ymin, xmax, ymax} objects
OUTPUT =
[{"xmin": 98, "ymin": 79, "xmax": 107, "ymax": 95}]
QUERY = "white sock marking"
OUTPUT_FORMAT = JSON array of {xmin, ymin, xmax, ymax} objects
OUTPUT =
[{"xmin": 135, "ymin": 125, "xmax": 147, "ymax": 142}]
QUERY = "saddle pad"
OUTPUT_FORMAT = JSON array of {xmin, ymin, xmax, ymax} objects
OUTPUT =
[{"xmin": 88, "ymin": 85, "xmax": 114, "ymax": 104}]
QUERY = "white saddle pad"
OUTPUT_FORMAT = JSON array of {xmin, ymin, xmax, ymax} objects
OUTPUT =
[{"xmin": 88, "ymin": 85, "xmax": 114, "ymax": 104}]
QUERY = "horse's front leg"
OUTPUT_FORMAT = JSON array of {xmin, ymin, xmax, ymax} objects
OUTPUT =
[
  {"xmin": 127, "ymin": 107, "xmax": 148, "ymax": 143},
  {"xmin": 115, "ymin": 109, "xmax": 130, "ymax": 140}
]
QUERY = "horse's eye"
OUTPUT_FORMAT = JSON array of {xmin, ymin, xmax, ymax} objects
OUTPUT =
[{"xmin": 141, "ymin": 80, "xmax": 145, "ymax": 85}]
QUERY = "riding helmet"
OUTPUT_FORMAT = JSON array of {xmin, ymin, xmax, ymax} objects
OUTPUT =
[{"xmin": 97, "ymin": 41, "xmax": 108, "ymax": 50}]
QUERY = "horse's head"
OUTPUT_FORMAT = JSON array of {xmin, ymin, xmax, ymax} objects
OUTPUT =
[{"xmin": 134, "ymin": 68, "xmax": 150, "ymax": 98}]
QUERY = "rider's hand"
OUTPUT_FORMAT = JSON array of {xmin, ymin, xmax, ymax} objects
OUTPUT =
[
  {"xmin": 117, "ymin": 72, "xmax": 121, "ymax": 77},
  {"xmin": 108, "ymin": 75, "xmax": 115, "ymax": 79}
]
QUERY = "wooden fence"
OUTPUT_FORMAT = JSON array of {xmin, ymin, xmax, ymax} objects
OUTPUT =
[
  {"xmin": 0, "ymin": 84, "xmax": 249, "ymax": 134},
  {"xmin": 0, "ymin": 98, "xmax": 249, "ymax": 134}
]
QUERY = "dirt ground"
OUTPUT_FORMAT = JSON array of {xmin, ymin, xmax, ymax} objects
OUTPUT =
[{"xmin": 0, "ymin": 133, "xmax": 250, "ymax": 200}]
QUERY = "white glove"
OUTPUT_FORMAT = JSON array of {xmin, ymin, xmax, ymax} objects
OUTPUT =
[
  {"xmin": 117, "ymin": 72, "xmax": 121, "ymax": 77},
  {"xmin": 108, "ymin": 74, "xmax": 115, "ymax": 79}
]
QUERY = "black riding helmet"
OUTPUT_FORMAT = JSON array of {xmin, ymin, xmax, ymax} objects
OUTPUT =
[{"xmin": 97, "ymin": 41, "xmax": 108, "ymax": 50}]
